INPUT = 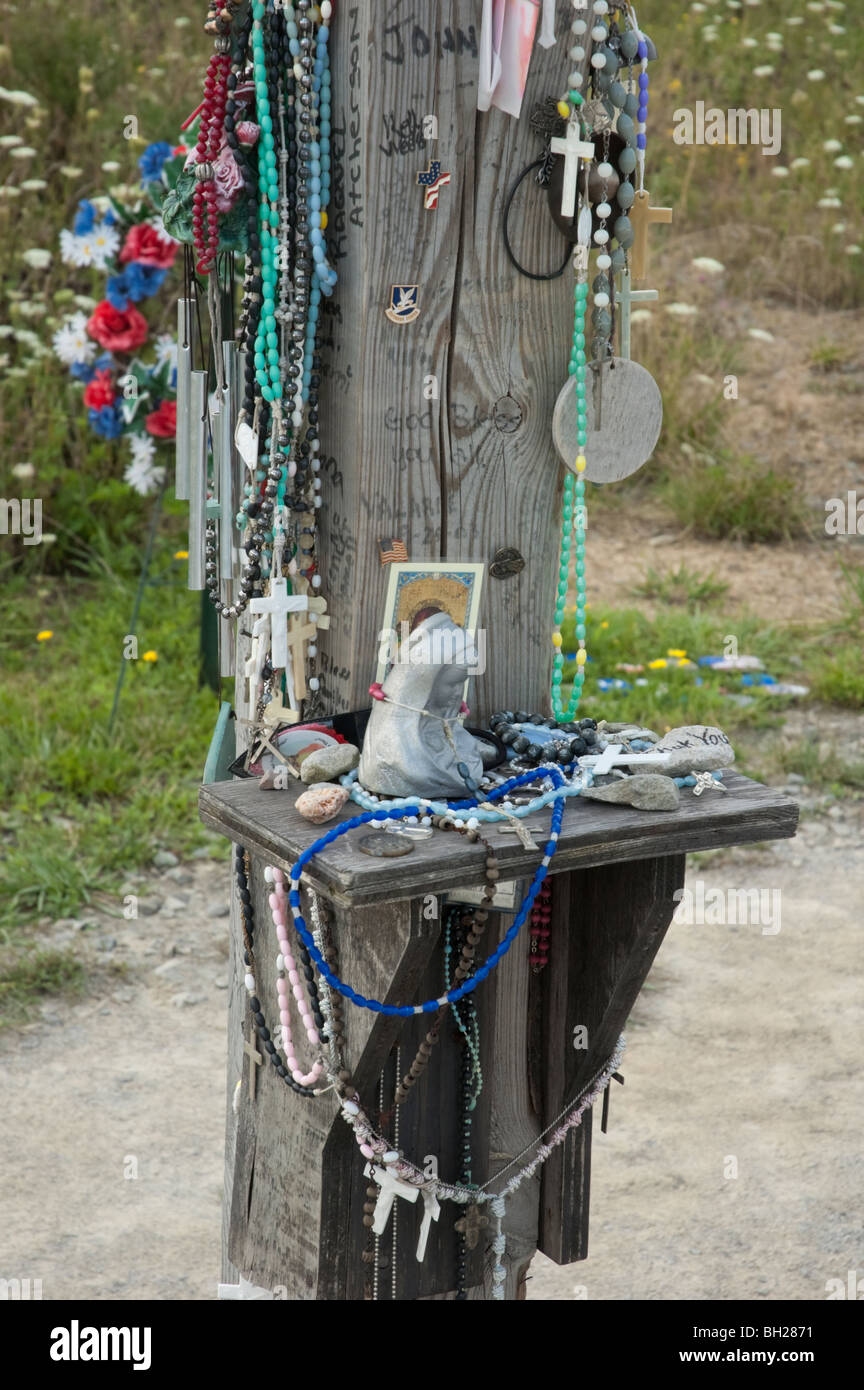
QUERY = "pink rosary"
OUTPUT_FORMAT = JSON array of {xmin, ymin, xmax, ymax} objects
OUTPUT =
[{"xmin": 265, "ymin": 866, "xmax": 325, "ymax": 1089}]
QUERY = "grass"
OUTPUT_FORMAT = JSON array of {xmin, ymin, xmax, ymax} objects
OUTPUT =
[
  {"xmin": 742, "ymin": 736, "xmax": 864, "ymax": 796},
  {"xmin": 0, "ymin": 539, "xmax": 223, "ymax": 940},
  {"xmin": 0, "ymin": 948, "xmax": 85, "ymax": 1030},
  {"xmin": 661, "ymin": 452, "xmax": 810, "ymax": 542},
  {"xmin": 633, "ymin": 564, "xmax": 729, "ymax": 608}
]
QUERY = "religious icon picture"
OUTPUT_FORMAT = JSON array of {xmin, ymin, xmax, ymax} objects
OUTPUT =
[
  {"xmin": 384, "ymin": 285, "xmax": 420, "ymax": 324},
  {"xmin": 375, "ymin": 559, "xmax": 485, "ymax": 685}
]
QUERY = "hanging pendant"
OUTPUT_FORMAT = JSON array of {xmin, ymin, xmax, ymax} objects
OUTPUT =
[
  {"xmin": 219, "ymin": 341, "xmax": 238, "ymax": 583},
  {"xmin": 187, "ymin": 369, "xmax": 209, "ymax": 590},
  {"xmin": 175, "ymin": 298, "xmax": 193, "ymax": 502},
  {"xmin": 552, "ymin": 357, "xmax": 662, "ymax": 483}
]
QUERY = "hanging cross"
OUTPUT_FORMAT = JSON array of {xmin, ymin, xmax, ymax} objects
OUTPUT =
[
  {"xmin": 416, "ymin": 159, "xmax": 451, "ymax": 210},
  {"xmin": 629, "ymin": 189, "xmax": 673, "ymax": 283},
  {"xmin": 365, "ymin": 1163, "xmax": 420, "ymax": 1237},
  {"xmin": 244, "ymin": 613, "xmax": 270, "ymax": 720},
  {"xmin": 550, "ymin": 122, "xmax": 595, "ymax": 219},
  {"xmin": 249, "ymin": 578, "xmax": 313, "ymax": 672},
  {"xmin": 284, "ymin": 596, "xmax": 329, "ymax": 702},
  {"xmin": 578, "ymin": 744, "xmax": 668, "ymax": 775},
  {"xmin": 416, "ymin": 1187, "xmax": 441, "ymax": 1262},
  {"xmin": 243, "ymin": 1025, "xmax": 263, "ymax": 1101},
  {"xmin": 454, "ymin": 1202, "xmax": 489, "ymax": 1251},
  {"xmin": 217, "ymin": 1275, "xmax": 274, "ymax": 1300},
  {"xmin": 615, "ymin": 272, "xmax": 658, "ymax": 360}
]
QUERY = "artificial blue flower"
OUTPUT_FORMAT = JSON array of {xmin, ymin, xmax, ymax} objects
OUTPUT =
[
  {"xmin": 88, "ymin": 404, "xmax": 125, "ymax": 439},
  {"xmin": 106, "ymin": 271, "xmax": 132, "ymax": 311},
  {"xmin": 139, "ymin": 141, "xmax": 174, "ymax": 185},
  {"xmin": 94, "ymin": 352, "xmax": 114, "ymax": 372},
  {"xmin": 73, "ymin": 199, "xmax": 97, "ymax": 235},
  {"xmin": 70, "ymin": 361, "xmax": 96, "ymax": 383},
  {"xmin": 106, "ymin": 262, "xmax": 167, "ymax": 310}
]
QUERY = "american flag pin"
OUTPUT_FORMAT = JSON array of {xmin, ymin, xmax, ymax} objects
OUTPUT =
[
  {"xmin": 378, "ymin": 537, "xmax": 408, "ymax": 565},
  {"xmin": 416, "ymin": 159, "xmax": 451, "ymax": 210}
]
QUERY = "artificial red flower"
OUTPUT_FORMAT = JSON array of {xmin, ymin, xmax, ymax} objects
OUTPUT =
[
  {"xmin": 82, "ymin": 368, "xmax": 116, "ymax": 410},
  {"xmin": 86, "ymin": 300, "xmax": 149, "ymax": 353},
  {"xmin": 145, "ymin": 399, "xmax": 177, "ymax": 438},
  {"xmin": 118, "ymin": 222, "xmax": 178, "ymax": 269}
]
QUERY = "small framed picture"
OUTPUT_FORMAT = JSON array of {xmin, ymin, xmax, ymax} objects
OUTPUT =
[{"xmin": 375, "ymin": 560, "xmax": 485, "ymax": 683}]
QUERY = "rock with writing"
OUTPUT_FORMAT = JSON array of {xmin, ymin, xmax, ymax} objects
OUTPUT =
[
  {"xmin": 650, "ymin": 724, "xmax": 735, "ymax": 778},
  {"xmin": 295, "ymin": 782, "xmax": 350, "ymax": 824},
  {"xmin": 581, "ymin": 773, "xmax": 680, "ymax": 812},
  {"xmin": 300, "ymin": 742, "xmax": 360, "ymax": 785}
]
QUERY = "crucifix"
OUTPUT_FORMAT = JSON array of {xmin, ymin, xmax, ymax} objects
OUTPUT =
[
  {"xmin": 615, "ymin": 271, "xmax": 658, "ymax": 361},
  {"xmin": 175, "ymin": 297, "xmax": 193, "ymax": 502},
  {"xmin": 454, "ymin": 1203, "xmax": 489, "ymax": 1251},
  {"xmin": 550, "ymin": 121, "xmax": 595, "ymax": 219},
  {"xmin": 249, "ymin": 578, "xmax": 311, "ymax": 673},
  {"xmin": 284, "ymin": 596, "xmax": 329, "ymax": 703},
  {"xmin": 416, "ymin": 159, "xmax": 451, "ymax": 210},
  {"xmin": 243, "ymin": 1025, "xmax": 263, "ymax": 1100},
  {"xmin": 629, "ymin": 189, "xmax": 673, "ymax": 283}
]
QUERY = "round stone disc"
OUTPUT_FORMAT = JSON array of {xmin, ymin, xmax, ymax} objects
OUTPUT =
[
  {"xmin": 356, "ymin": 831, "xmax": 415, "ymax": 858},
  {"xmin": 553, "ymin": 357, "xmax": 663, "ymax": 483}
]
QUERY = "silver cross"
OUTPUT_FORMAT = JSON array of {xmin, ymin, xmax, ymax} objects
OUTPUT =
[{"xmin": 691, "ymin": 772, "xmax": 726, "ymax": 796}]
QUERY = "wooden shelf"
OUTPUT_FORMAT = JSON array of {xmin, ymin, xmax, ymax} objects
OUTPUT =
[{"xmin": 199, "ymin": 771, "xmax": 798, "ymax": 908}]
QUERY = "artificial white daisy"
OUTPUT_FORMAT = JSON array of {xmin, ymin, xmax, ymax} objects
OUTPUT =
[
  {"xmin": 89, "ymin": 222, "xmax": 120, "ymax": 270},
  {"xmin": 52, "ymin": 312, "xmax": 95, "ymax": 367},
  {"xmin": 124, "ymin": 436, "xmax": 165, "ymax": 496},
  {"xmin": 154, "ymin": 333, "xmax": 178, "ymax": 373}
]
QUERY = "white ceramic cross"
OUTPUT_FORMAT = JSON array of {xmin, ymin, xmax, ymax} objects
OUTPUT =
[
  {"xmin": 550, "ymin": 122, "xmax": 595, "ymax": 219},
  {"xmin": 615, "ymin": 272, "xmax": 658, "ymax": 361},
  {"xmin": 244, "ymin": 613, "xmax": 270, "ymax": 718},
  {"xmin": 416, "ymin": 1188, "xmax": 441, "ymax": 1262},
  {"xmin": 249, "ymin": 578, "xmax": 312, "ymax": 671},
  {"xmin": 366, "ymin": 1163, "xmax": 420, "ymax": 1238},
  {"xmin": 579, "ymin": 744, "xmax": 668, "ymax": 775}
]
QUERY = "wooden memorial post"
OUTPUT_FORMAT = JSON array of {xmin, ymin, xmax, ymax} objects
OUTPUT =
[{"xmin": 201, "ymin": 1, "xmax": 798, "ymax": 1300}]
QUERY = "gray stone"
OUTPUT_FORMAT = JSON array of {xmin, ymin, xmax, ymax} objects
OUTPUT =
[
  {"xmin": 651, "ymin": 725, "xmax": 735, "ymax": 778},
  {"xmin": 160, "ymin": 895, "xmax": 189, "ymax": 915},
  {"xmin": 582, "ymin": 774, "xmax": 680, "ymax": 812},
  {"xmin": 153, "ymin": 850, "xmax": 180, "ymax": 869},
  {"xmin": 207, "ymin": 900, "xmax": 230, "ymax": 919},
  {"xmin": 136, "ymin": 896, "xmax": 163, "ymax": 917},
  {"xmin": 300, "ymin": 742, "xmax": 361, "ymax": 785}
]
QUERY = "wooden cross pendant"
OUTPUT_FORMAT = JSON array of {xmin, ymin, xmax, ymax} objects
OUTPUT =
[
  {"xmin": 615, "ymin": 271, "xmax": 659, "ymax": 360},
  {"xmin": 629, "ymin": 190, "xmax": 672, "ymax": 284},
  {"xmin": 243, "ymin": 1025, "xmax": 263, "ymax": 1101},
  {"xmin": 454, "ymin": 1203, "xmax": 489, "ymax": 1251}
]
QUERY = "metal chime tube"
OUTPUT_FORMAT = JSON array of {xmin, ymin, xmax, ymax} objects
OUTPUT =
[
  {"xmin": 175, "ymin": 298, "xmax": 193, "ymax": 501},
  {"xmin": 187, "ymin": 370, "xmax": 208, "ymax": 591},
  {"xmin": 220, "ymin": 341, "xmax": 237, "ymax": 582}
]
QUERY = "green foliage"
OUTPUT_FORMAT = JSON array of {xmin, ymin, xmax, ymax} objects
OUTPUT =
[
  {"xmin": 0, "ymin": 568, "xmax": 223, "ymax": 936},
  {"xmin": 633, "ymin": 564, "xmax": 729, "ymax": 609},
  {"xmin": 661, "ymin": 452, "xmax": 810, "ymax": 542},
  {"xmin": 0, "ymin": 948, "xmax": 85, "ymax": 1029}
]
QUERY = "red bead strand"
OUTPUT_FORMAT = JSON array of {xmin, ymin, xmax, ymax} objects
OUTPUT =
[
  {"xmin": 529, "ymin": 881, "xmax": 552, "ymax": 971},
  {"xmin": 192, "ymin": 50, "xmax": 231, "ymax": 276}
]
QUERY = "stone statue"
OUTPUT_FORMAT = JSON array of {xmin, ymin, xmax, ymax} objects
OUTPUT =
[{"xmin": 358, "ymin": 612, "xmax": 485, "ymax": 799}]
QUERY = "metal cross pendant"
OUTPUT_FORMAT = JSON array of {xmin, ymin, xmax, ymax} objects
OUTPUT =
[
  {"xmin": 691, "ymin": 772, "xmax": 727, "ymax": 797},
  {"xmin": 454, "ymin": 1203, "xmax": 489, "ymax": 1251},
  {"xmin": 243, "ymin": 1025, "xmax": 263, "ymax": 1100},
  {"xmin": 417, "ymin": 159, "xmax": 451, "ymax": 210}
]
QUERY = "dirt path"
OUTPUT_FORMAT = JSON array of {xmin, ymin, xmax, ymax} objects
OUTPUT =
[{"xmin": 2, "ymin": 764, "xmax": 861, "ymax": 1302}]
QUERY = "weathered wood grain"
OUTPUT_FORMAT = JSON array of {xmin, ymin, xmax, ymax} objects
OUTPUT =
[
  {"xmin": 200, "ymin": 770, "xmax": 798, "ymax": 907},
  {"xmin": 318, "ymin": 0, "xmax": 576, "ymax": 720}
]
